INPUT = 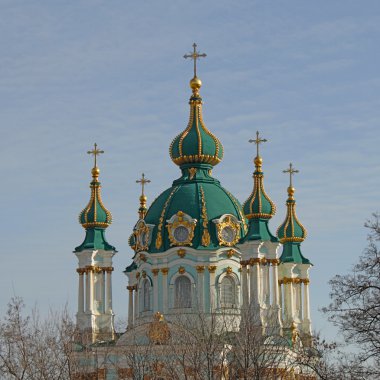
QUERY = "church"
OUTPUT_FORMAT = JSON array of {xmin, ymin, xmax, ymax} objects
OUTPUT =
[{"xmin": 73, "ymin": 44, "xmax": 314, "ymax": 379}]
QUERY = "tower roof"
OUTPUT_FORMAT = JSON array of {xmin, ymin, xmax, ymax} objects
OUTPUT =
[
  {"xmin": 75, "ymin": 144, "xmax": 115, "ymax": 252},
  {"xmin": 241, "ymin": 132, "xmax": 277, "ymax": 242},
  {"xmin": 277, "ymin": 163, "xmax": 310, "ymax": 264}
]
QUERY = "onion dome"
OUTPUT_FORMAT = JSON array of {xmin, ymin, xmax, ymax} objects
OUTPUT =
[
  {"xmin": 241, "ymin": 132, "xmax": 277, "ymax": 242},
  {"xmin": 75, "ymin": 144, "xmax": 115, "ymax": 252},
  {"xmin": 277, "ymin": 163, "xmax": 310, "ymax": 264},
  {"xmin": 169, "ymin": 77, "xmax": 224, "ymax": 167}
]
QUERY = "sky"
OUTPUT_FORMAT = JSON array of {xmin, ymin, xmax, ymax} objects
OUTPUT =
[{"xmin": 0, "ymin": 0, "xmax": 379, "ymax": 341}]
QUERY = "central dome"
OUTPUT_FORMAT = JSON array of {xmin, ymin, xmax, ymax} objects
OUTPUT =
[{"xmin": 144, "ymin": 164, "xmax": 247, "ymax": 253}]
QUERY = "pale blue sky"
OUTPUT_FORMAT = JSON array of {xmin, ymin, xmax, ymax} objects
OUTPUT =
[{"xmin": 0, "ymin": 1, "xmax": 379, "ymax": 340}]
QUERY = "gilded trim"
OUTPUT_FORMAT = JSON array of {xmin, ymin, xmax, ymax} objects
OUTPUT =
[{"xmin": 200, "ymin": 186, "xmax": 210, "ymax": 246}]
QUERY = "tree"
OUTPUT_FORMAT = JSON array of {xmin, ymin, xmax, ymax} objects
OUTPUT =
[{"xmin": 323, "ymin": 213, "xmax": 380, "ymax": 378}]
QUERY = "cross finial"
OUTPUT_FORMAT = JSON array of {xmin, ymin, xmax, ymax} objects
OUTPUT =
[
  {"xmin": 249, "ymin": 131, "xmax": 267, "ymax": 157},
  {"xmin": 136, "ymin": 173, "xmax": 151, "ymax": 196},
  {"xmin": 87, "ymin": 143, "xmax": 104, "ymax": 168},
  {"xmin": 184, "ymin": 43, "xmax": 207, "ymax": 78},
  {"xmin": 283, "ymin": 163, "xmax": 299, "ymax": 188}
]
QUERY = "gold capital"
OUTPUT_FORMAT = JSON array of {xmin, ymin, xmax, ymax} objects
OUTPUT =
[
  {"xmin": 152, "ymin": 269, "xmax": 159, "ymax": 276},
  {"xmin": 161, "ymin": 268, "xmax": 169, "ymax": 275},
  {"xmin": 208, "ymin": 265, "xmax": 217, "ymax": 273},
  {"xmin": 196, "ymin": 265, "xmax": 205, "ymax": 273}
]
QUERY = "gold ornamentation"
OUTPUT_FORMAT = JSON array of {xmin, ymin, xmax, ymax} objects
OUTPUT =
[
  {"xmin": 136, "ymin": 173, "xmax": 151, "ymax": 219},
  {"xmin": 196, "ymin": 265, "xmax": 205, "ymax": 273},
  {"xmin": 87, "ymin": 143, "xmax": 104, "ymax": 169},
  {"xmin": 214, "ymin": 214, "xmax": 240, "ymax": 247},
  {"xmin": 200, "ymin": 186, "xmax": 210, "ymax": 246},
  {"xmin": 133, "ymin": 219, "xmax": 150, "ymax": 252},
  {"xmin": 178, "ymin": 266, "xmax": 186, "ymax": 274},
  {"xmin": 248, "ymin": 131, "xmax": 267, "ymax": 168},
  {"xmin": 76, "ymin": 268, "xmax": 85, "ymax": 275},
  {"xmin": 208, "ymin": 265, "xmax": 217, "ymax": 273},
  {"xmin": 155, "ymin": 187, "xmax": 178, "ymax": 249},
  {"xmin": 278, "ymin": 277, "xmax": 307, "ymax": 285},
  {"xmin": 139, "ymin": 253, "xmax": 147, "ymax": 262},
  {"xmin": 188, "ymin": 168, "xmax": 197, "ymax": 180},
  {"xmin": 227, "ymin": 249, "xmax": 235, "ymax": 258},
  {"xmin": 166, "ymin": 211, "xmax": 197, "ymax": 246},
  {"xmin": 268, "ymin": 258, "xmax": 280, "ymax": 266},
  {"xmin": 249, "ymin": 258, "xmax": 261, "ymax": 265},
  {"xmin": 136, "ymin": 272, "xmax": 140, "ymax": 279},
  {"xmin": 152, "ymin": 269, "xmax": 159, "ymax": 276},
  {"xmin": 183, "ymin": 43, "xmax": 207, "ymax": 79},
  {"xmin": 161, "ymin": 268, "xmax": 169, "ymax": 275},
  {"xmin": 148, "ymin": 312, "xmax": 170, "ymax": 345},
  {"xmin": 208, "ymin": 169, "xmax": 212, "ymax": 176},
  {"xmin": 177, "ymin": 248, "xmax": 186, "ymax": 258},
  {"xmin": 224, "ymin": 190, "xmax": 248, "ymax": 234},
  {"xmin": 226, "ymin": 266, "xmax": 233, "ymax": 275},
  {"xmin": 142, "ymin": 271, "xmax": 147, "ymax": 278},
  {"xmin": 127, "ymin": 286, "xmax": 134, "ymax": 292}
]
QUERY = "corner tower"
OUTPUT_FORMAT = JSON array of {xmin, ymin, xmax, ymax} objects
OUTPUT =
[
  {"xmin": 277, "ymin": 163, "xmax": 312, "ymax": 339},
  {"xmin": 74, "ymin": 144, "xmax": 116, "ymax": 342}
]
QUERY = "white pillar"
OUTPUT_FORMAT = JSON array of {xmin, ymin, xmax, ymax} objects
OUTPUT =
[
  {"xmin": 161, "ymin": 269, "xmax": 168, "ymax": 313},
  {"xmin": 134, "ymin": 284, "xmax": 139, "ymax": 320},
  {"xmin": 249, "ymin": 259, "xmax": 260, "ymax": 306},
  {"xmin": 208, "ymin": 266, "xmax": 217, "ymax": 311},
  {"xmin": 262, "ymin": 262, "xmax": 270, "ymax": 307},
  {"xmin": 127, "ymin": 286, "xmax": 134, "ymax": 328},
  {"xmin": 284, "ymin": 279, "xmax": 294, "ymax": 325},
  {"xmin": 152, "ymin": 269, "xmax": 159, "ymax": 312},
  {"xmin": 106, "ymin": 269, "xmax": 112, "ymax": 313},
  {"xmin": 77, "ymin": 270, "xmax": 85, "ymax": 313},
  {"xmin": 303, "ymin": 279, "xmax": 311, "ymax": 323},
  {"xmin": 241, "ymin": 263, "xmax": 249, "ymax": 309},
  {"xmin": 85, "ymin": 269, "xmax": 90, "ymax": 312},
  {"xmin": 89, "ymin": 269, "xmax": 94, "ymax": 313},
  {"xmin": 100, "ymin": 271, "xmax": 105, "ymax": 313},
  {"xmin": 196, "ymin": 266, "xmax": 205, "ymax": 312}
]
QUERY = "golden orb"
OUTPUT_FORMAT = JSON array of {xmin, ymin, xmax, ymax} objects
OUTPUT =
[
  {"xmin": 287, "ymin": 186, "xmax": 295, "ymax": 197},
  {"xmin": 92, "ymin": 166, "xmax": 100, "ymax": 178},
  {"xmin": 254, "ymin": 156, "xmax": 263, "ymax": 167},
  {"xmin": 140, "ymin": 195, "xmax": 147, "ymax": 202},
  {"xmin": 190, "ymin": 76, "xmax": 202, "ymax": 91}
]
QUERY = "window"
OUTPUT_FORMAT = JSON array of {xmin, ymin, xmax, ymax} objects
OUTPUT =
[
  {"xmin": 220, "ymin": 276, "xmax": 235, "ymax": 307},
  {"xmin": 143, "ymin": 279, "xmax": 150, "ymax": 311},
  {"xmin": 174, "ymin": 276, "xmax": 192, "ymax": 308}
]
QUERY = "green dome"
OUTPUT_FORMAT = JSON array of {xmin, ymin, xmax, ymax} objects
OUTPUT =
[
  {"xmin": 277, "ymin": 187, "xmax": 307, "ymax": 243},
  {"xmin": 143, "ymin": 164, "xmax": 248, "ymax": 253},
  {"xmin": 242, "ymin": 157, "xmax": 276, "ymax": 219},
  {"xmin": 169, "ymin": 82, "xmax": 223, "ymax": 167},
  {"xmin": 75, "ymin": 166, "xmax": 115, "ymax": 253}
]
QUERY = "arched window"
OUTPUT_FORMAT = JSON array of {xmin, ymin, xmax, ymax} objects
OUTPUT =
[
  {"xmin": 143, "ymin": 279, "xmax": 151, "ymax": 311},
  {"xmin": 174, "ymin": 276, "xmax": 192, "ymax": 308},
  {"xmin": 220, "ymin": 276, "xmax": 235, "ymax": 307}
]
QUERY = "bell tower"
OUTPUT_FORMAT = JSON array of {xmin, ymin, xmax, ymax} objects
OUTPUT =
[{"xmin": 74, "ymin": 143, "xmax": 117, "ymax": 342}]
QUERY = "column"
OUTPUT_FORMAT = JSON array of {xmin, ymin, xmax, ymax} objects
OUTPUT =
[
  {"xmin": 100, "ymin": 270, "xmax": 105, "ymax": 313},
  {"xmin": 106, "ymin": 268, "xmax": 113, "ymax": 313},
  {"xmin": 271, "ymin": 260, "xmax": 282, "ymax": 328},
  {"xmin": 89, "ymin": 269, "xmax": 94, "ymax": 313},
  {"xmin": 208, "ymin": 266, "xmax": 217, "ymax": 311},
  {"xmin": 152, "ymin": 269, "xmax": 159, "ymax": 312},
  {"xmin": 85, "ymin": 267, "xmax": 90, "ymax": 312},
  {"xmin": 196, "ymin": 266, "xmax": 205, "ymax": 312},
  {"xmin": 249, "ymin": 259, "xmax": 260, "ymax": 306},
  {"xmin": 127, "ymin": 286, "xmax": 134, "ymax": 328},
  {"xmin": 302, "ymin": 279, "xmax": 311, "ymax": 327},
  {"xmin": 262, "ymin": 260, "xmax": 270, "ymax": 307},
  {"xmin": 77, "ymin": 269, "xmax": 85, "ymax": 314},
  {"xmin": 284, "ymin": 278, "xmax": 294, "ymax": 325},
  {"xmin": 296, "ymin": 280, "xmax": 303, "ymax": 320},
  {"xmin": 241, "ymin": 262, "xmax": 249, "ymax": 309},
  {"xmin": 161, "ymin": 268, "xmax": 169, "ymax": 313},
  {"xmin": 134, "ymin": 285, "xmax": 139, "ymax": 320}
]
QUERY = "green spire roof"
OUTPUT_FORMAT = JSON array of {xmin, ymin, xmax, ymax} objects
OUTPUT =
[
  {"xmin": 169, "ymin": 77, "xmax": 224, "ymax": 167},
  {"xmin": 75, "ymin": 145, "xmax": 115, "ymax": 252},
  {"xmin": 241, "ymin": 132, "xmax": 277, "ymax": 242},
  {"xmin": 277, "ymin": 164, "xmax": 310, "ymax": 264}
]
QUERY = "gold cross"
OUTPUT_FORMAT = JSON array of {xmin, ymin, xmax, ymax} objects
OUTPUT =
[
  {"xmin": 249, "ymin": 131, "xmax": 267, "ymax": 157},
  {"xmin": 136, "ymin": 173, "xmax": 151, "ymax": 196},
  {"xmin": 283, "ymin": 163, "xmax": 299, "ymax": 187},
  {"xmin": 87, "ymin": 143, "xmax": 104, "ymax": 168},
  {"xmin": 184, "ymin": 43, "xmax": 207, "ymax": 78}
]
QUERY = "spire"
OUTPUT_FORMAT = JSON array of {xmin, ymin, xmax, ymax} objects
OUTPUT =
[
  {"xmin": 277, "ymin": 163, "xmax": 310, "ymax": 264},
  {"xmin": 241, "ymin": 132, "xmax": 277, "ymax": 242},
  {"xmin": 75, "ymin": 144, "xmax": 115, "ymax": 252},
  {"xmin": 136, "ymin": 173, "xmax": 150, "ymax": 219},
  {"xmin": 169, "ymin": 43, "xmax": 224, "ymax": 167}
]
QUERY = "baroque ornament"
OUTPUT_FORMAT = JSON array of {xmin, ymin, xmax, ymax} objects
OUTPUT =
[{"xmin": 166, "ymin": 211, "xmax": 197, "ymax": 246}]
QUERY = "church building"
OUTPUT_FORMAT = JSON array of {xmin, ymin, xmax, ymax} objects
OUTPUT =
[{"xmin": 73, "ymin": 44, "xmax": 314, "ymax": 379}]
